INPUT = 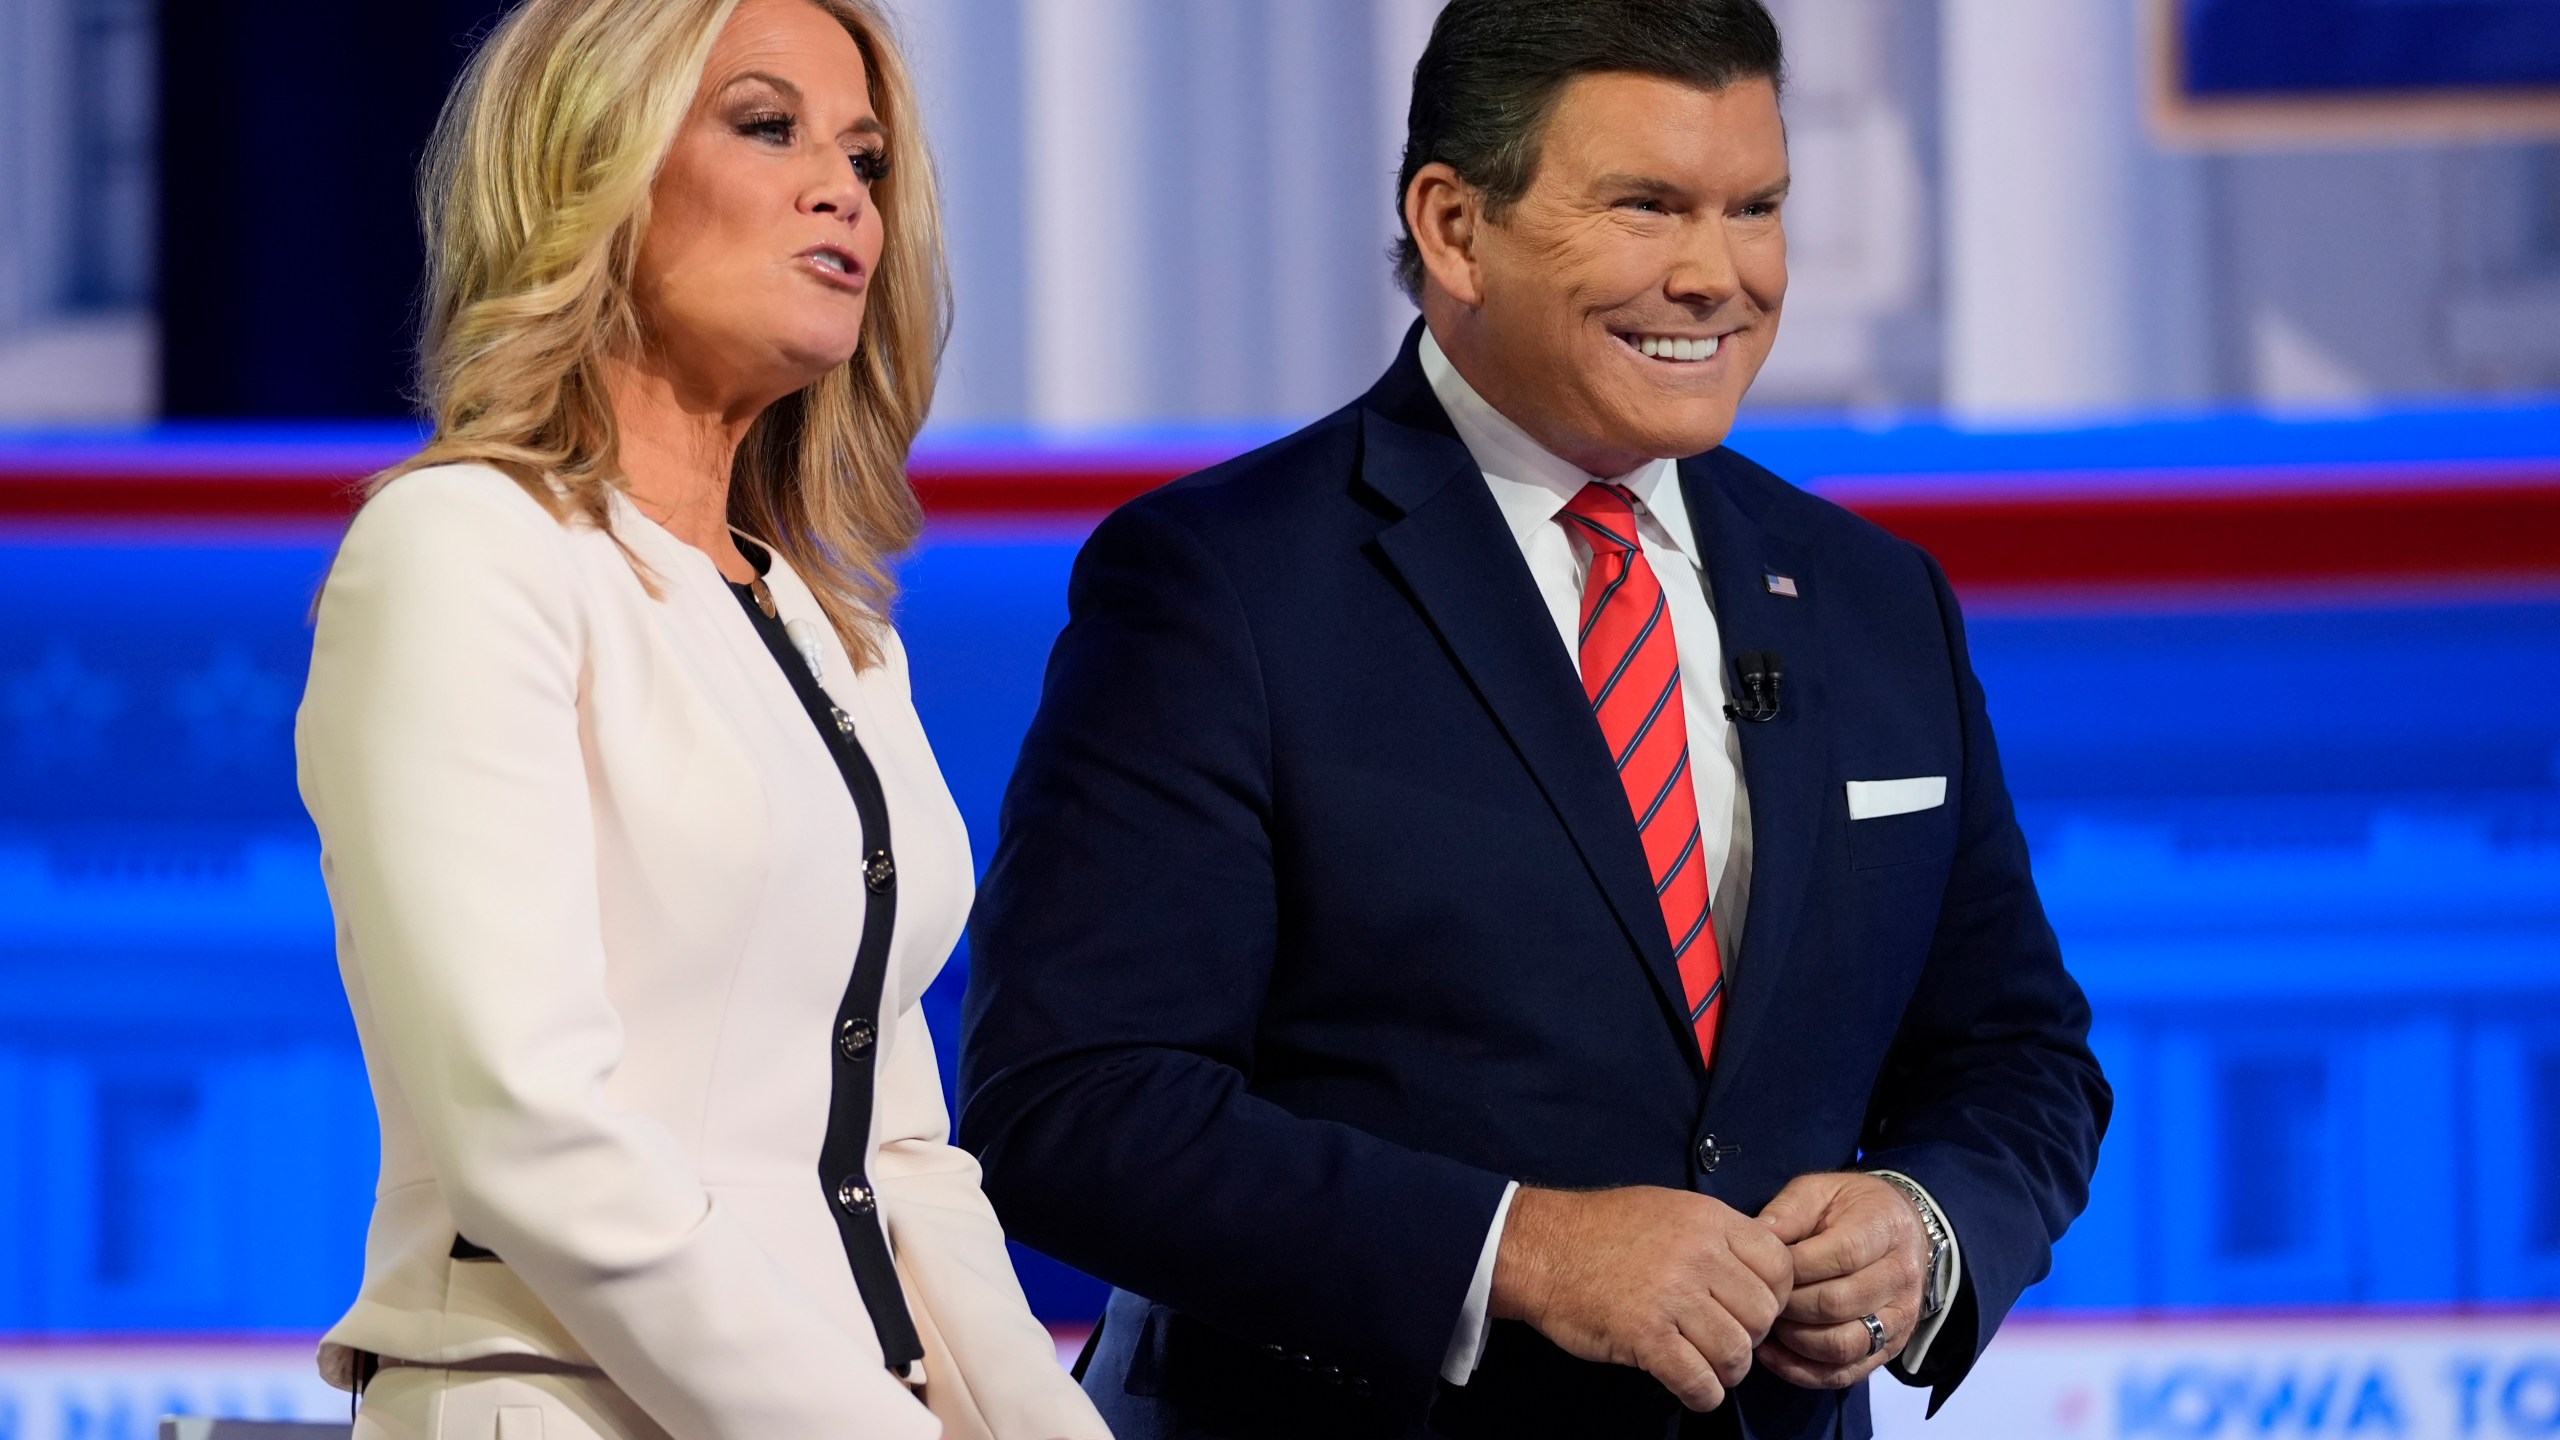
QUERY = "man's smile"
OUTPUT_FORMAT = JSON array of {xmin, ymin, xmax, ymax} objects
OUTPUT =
[{"xmin": 1614, "ymin": 330, "xmax": 1727, "ymax": 363}]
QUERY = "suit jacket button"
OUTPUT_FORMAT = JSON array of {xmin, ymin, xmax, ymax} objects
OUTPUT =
[
  {"xmin": 1695, "ymin": 1135, "xmax": 1725, "ymax": 1173},
  {"xmin": 835, "ymin": 1177, "xmax": 876, "ymax": 1215},
  {"xmin": 864, "ymin": 849, "xmax": 896, "ymax": 893},
  {"xmin": 838, "ymin": 1017, "xmax": 877, "ymax": 1060}
]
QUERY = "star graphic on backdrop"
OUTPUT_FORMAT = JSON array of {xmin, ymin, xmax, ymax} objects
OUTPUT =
[
  {"xmin": 6, "ymin": 640, "xmax": 127, "ymax": 769},
  {"xmin": 169, "ymin": 643, "xmax": 295, "ymax": 772}
]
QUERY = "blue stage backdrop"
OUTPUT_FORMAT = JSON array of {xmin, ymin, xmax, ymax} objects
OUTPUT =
[
  {"xmin": 2, "ymin": 413, "xmax": 2558, "ymax": 1333},
  {"xmin": 2180, "ymin": 0, "xmax": 2560, "ymax": 95}
]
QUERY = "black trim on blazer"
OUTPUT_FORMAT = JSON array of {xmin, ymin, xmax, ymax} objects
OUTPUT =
[{"xmin": 725, "ymin": 537, "xmax": 926, "ymax": 1372}]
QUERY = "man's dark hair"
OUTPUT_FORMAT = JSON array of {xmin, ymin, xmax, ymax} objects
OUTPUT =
[{"xmin": 1392, "ymin": 0, "xmax": 1785, "ymax": 301}]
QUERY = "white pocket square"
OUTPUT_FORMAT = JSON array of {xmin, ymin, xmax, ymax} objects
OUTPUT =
[{"xmin": 1846, "ymin": 776, "xmax": 1946, "ymax": 820}]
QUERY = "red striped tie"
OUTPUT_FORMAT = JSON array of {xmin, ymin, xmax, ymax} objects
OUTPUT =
[{"xmin": 1560, "ymin": 484, "xmax": 1723, "ymax": 1067}]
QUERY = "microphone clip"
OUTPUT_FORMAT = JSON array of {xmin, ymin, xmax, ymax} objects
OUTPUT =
[{"xmin": 1723, "ymin": 650, "xmax": 1783, "ymax": 724}]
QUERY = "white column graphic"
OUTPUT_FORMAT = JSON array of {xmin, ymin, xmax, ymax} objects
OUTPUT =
[
  {"xmin": 1023, "ymin": 0, "xmax": 1152, "ymax": 429},
  {"xmin": 1941, "ymin": 0, "xmax": 2139, "ymax": 423}
]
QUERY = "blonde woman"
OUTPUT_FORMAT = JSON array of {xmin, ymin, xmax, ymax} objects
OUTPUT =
[{"xmin": 294, "ymin": 1, "xmax": 1109, "ymax": 1437}]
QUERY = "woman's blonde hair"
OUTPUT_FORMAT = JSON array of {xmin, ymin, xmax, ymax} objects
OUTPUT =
[{"xmin": 383, "ymin": 0, "xmax": 946, "ymax": 667}]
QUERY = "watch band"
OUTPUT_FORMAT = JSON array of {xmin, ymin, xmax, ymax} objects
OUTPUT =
[{"xmin": 1871, "ymin": 1170, "xmax": 1952, "ymax": 1320}]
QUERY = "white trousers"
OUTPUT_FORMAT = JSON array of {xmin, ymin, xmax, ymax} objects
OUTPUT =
[{"xmin": 353, "ymin": 1366, "xmax": 675, "ymax": 1440}]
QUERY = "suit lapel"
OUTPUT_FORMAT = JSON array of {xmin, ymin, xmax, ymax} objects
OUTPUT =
[
  {"xmin": 1682, "ymin": 455, "xmax": 1828, "ymax": 1105},
  {"xmin": 1355, "ymin": 364, "xmax": 1703, "ymax": 1075}
]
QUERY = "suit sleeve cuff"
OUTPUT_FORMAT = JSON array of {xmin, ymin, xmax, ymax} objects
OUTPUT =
[
  {"xmin": 1440, "ymin": 1181, "xmax": 1519, "ymax": 1386},
  {"xmin": 1868, "ymin": 1170, "xmax": 1962, "ymax": 1380}
]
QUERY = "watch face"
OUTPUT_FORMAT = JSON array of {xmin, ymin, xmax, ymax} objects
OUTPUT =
[{"xmin": 1922, "ymin": 1241, "xmax": 1950, "ymax": 1316}]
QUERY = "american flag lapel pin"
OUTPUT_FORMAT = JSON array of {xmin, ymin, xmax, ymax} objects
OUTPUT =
[{"xmin": 1765, "ymin": 573, "xmax": 1799, "ymax": 598}]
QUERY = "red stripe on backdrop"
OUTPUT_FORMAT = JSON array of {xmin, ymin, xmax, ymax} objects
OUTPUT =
[
  {"xmin": 0, "ymin": 470, "xmax": 368, "ymax": 519},
  {"xmin": 908, "ymin": 462, "xmax": 1196, "ymax": 516},
  {"xmin": 0, "ymin": 465, "xmax": 1198, "ymax": 522},
  {"xmin": 1850, "ymin": 478, "xmax": 2560, "ymax": 588},
  {"xmin": 5, "ymin": 459, "xmax": 2559, "ymax": 588},
  {"xmin": 0, "ymin": 466, "xmax": 1198, "ymax": 520}
]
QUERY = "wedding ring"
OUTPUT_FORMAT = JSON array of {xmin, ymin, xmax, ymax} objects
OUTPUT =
[{"xmin": 1860, "ymin": 1314, "xmax": 1887, "ymax": 1356}]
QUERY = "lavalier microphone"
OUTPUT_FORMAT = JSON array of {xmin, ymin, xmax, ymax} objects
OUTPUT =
[{"xmin": 1724, "ymin": 651, "xmax": 1782, "ymax": 724}]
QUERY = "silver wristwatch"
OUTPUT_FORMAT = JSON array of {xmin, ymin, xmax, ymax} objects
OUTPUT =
[{"xmin": 1871, "ymin": 1171, "xmax": 1952, "ymax": 1320}]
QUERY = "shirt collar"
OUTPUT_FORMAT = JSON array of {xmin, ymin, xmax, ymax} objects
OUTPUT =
[{"xmin": 1418, "ymin": 326, "xmax": 1700, "ymax": 566}]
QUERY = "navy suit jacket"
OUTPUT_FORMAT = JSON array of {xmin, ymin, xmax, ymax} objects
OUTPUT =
[{"xmin": 960, "ymin": 328, "xmax": 2110, "ymax": 1440}]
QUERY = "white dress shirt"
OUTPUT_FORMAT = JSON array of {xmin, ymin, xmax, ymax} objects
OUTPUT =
[{"xmin": 1418, "ymin": 330, "xmax": 1960, "ymax": 1389}]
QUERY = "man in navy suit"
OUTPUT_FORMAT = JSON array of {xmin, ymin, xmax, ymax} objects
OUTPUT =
[{"xmin": 960, "ymin": 2, "xmax": 2109, "ymax": 1436}]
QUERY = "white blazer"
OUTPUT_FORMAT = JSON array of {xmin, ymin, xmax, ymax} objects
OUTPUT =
[{"xmin": 296, "ymin": 463, "xmax": 1107, "ymax": 1440}]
